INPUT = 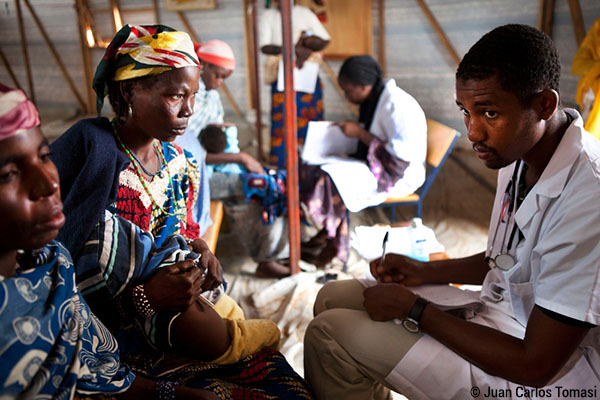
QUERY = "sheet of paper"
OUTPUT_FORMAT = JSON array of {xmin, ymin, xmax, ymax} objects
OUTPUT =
[
  {"xmin": 277, "ymin": 60, "xmax": 320, "ymax": 94},
  {"xmin": 358, "ymin": 280, "xmax": 483, "ymax": 316},
  {"xmin": 408, "ymin": 284, "xmax": 482, "ymax": 311},
  {"xmin": 351, "ymin": 224, "xmax": 445, "ymax": 262},
  {"xmin": 301, "ymin": 121, "xmax": 358, "ymax": 165}
]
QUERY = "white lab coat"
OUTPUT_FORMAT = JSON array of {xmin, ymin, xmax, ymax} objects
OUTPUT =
[
  {"xmin": 385, "ymin": 110, "xmax": 600, "ymax": 400},
  {"xmin": 321, "ymin": 79, "xmax": 427, "ymax": 212}
]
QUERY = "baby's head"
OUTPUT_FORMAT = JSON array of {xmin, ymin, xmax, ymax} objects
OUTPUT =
[{"xmin": 200, "ymin": 124, "xmax": 227, "ymax": 154}]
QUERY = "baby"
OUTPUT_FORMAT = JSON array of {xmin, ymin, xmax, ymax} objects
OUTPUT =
[{"xmin": 200, "ymin": 124, "xmax": 247, "ymax": 174}]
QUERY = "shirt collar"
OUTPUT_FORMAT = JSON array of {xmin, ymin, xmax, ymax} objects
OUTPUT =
[
  {"xmin": 531, "ymin": 109, "xmax": 584, "ymax": 199},
  {"xmin": 515, "ymin": 109, "xmax": 585, "ymax": 224}
]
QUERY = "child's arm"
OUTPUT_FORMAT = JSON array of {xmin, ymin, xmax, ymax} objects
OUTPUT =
[{"xmin": 206, "ymin": 151, "xmax": 264, "ymax": 174}]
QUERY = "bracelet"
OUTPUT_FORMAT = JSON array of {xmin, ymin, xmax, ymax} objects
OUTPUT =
[
  {"xmin": 156, "ymin": 380, "xmax": 179, "ymax": 400},
  {"xmin": 132, "ymin": 284, "xmax": 156, "ymax": 319}
]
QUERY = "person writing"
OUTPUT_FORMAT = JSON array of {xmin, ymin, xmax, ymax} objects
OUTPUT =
[
  {"xmin": 304, "ymin": 24, "xmax": 600, "ymax": 399},
  {"xmin": 300, "ymin": 55, "xmax": 427, "ymax": 268}
]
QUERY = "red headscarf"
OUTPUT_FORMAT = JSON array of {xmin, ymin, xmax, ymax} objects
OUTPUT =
[
  {"xmin": 195, "ymin": 40, "xmax": 236, "ymax": 71},
  {"xmin": 0, "ymin": 83, "xmax": 40, "ymax": 141}
]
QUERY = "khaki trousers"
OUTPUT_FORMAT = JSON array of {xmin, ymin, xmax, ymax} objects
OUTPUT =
[{"xmin": 304, "ymin": 279, "xmax": 422, "ymax": 400}]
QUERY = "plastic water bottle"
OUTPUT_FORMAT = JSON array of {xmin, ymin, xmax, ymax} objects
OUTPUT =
[{"xmin": 408, "ymin": 218, "xmax": 429, "ymax": 262}]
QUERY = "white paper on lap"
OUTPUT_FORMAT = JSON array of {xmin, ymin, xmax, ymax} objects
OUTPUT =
[{"xmin": 301, "ymin": 121, "xmax": 358, "ymax": 165}]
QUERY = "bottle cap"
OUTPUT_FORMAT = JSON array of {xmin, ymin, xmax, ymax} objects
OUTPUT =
[{"xmin": 411, "ymin": 217, "xmax": 423, "ymax": 228}]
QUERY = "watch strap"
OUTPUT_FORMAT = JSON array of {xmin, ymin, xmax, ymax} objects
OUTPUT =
[{"xmin": 407, "ymin": 297, "xmax": 429, "ymax": 324}]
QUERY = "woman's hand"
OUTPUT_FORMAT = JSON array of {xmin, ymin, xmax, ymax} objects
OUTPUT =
[
  {"xmin": 295, "ymin": 44, "xmax": 312, "ymax": 69},
  {"xmin": 369, "ymin": 253, "xmax": 430, "ymax": 286},
  {"xmin": 143, "ymin": 260, "xmax": 204, "ymax": 311},
  {"xmin": 240, "ymin": 152, "xmax": 265, "ymax": 174},
  {"xmin": 295, "ymin": 32, "xmax": 313, "ymax": 69},
  {"xmin": 363, "ymin": 283, "xmax": 418, "ymax": 322},
  {"xmin": 336, "ymin": 121, "xmax": 374, "ymax": 144},
  {"xmin": 189, "ymin": 238, "xmax": 223, "ymax": 291}
]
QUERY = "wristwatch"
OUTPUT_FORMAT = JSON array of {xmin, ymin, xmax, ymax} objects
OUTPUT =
[{"xmin": 401, "ymin": 297, "xmax": 430, "ymax": 333}]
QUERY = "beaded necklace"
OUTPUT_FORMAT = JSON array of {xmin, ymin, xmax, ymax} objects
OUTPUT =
[
  {"xmin": 111, "ymin": 119, "xmax": 181, "ymax": 217},
  {"xmin": 129, "ymin": 145, "xmax": 164, "ymax": 178}
]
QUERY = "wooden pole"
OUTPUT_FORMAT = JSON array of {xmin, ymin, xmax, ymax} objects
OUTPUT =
[
  {"xmin": 281, "ymin": 0, "xmax": 301, "ymax": 275},
  {"xmin": 567, "ymin": 0, "xmax": 586, "ymax": 46},
  {"xmin": 110, "ymin": 0, "xmax": 123, "ymax": 32},
  {"xmin": 75, "ymin": 0, "xmax": 95, "ymax": 113},
  {"xmin": 250, "ymin": 0, "xmax": 263, "ymax": 162},
  {"xmin": 537, "ymin": 0, "xmax": 555, "ymax": 37},
  {"xmin": 14, "ymin": 0, "xmax": 35, "ymax": 102},
  {"xmin": 23, "ymin": 0, "xmax": 86, "ymax": 111},
  {"xmin": 377, "ymin": 0, "xmax": 386, "ymax": 76},
  {"xmin": 415, "ymin": 0, "xmax": 460, "ymax": 67},
  {"xmin": 0, "ymin": 46, "xmax": 22, "ymax": 90},
  {"xmin": 177, "ymin": 11, "xmax": 244, "ymax": 119},
  {"xmin": 153, "ymin": 0, "xmax": 161, "ymax": 24},
  {"xmin": 243, "ymin": 0, "xmax": 255, "ymax": 110}
]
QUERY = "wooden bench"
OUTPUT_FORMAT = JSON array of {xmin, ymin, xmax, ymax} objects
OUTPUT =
[{"xmin": 200, "ymin": 200, "xmax": 224, "ymax": 254}]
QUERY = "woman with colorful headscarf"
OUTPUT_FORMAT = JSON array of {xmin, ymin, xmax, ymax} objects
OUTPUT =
[
  {"xmin": 0, "ymin": 82, "xmax": 219, "ymax": 400},
  {"xmin": 51, "ymin": 23, "xmax": 228, "ymax": 334},
  {"xmin": 50, "ymin": 25, "xmax": 312, "ymax": 399}
]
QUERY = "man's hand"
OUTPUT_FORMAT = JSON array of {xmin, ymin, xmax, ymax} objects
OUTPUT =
[
  {"xmin": 189, "ymin": 238, "xmax": 223, "ymax": 292},
  {"xmin": 363, "ymin": 283, "xmax": 418, "ymax": 322},
  {"xmin": 240, "ymin": 152, "xmax": 265, "ymax": 174},
  {"xmin": 369, "ymin": 253, "xmax": 429, "ymax": 286},
  {"xmin": 143, "ymin": 260, "xmax": 204, "ymax": 311}
]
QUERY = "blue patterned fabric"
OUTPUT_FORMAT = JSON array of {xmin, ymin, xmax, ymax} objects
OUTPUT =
[
  {"xmin": 76, "ymin": 212, "xmax": 214, "ymax": 352},
  {"xmin": 0, "ymin": 241, "xmax": 135, "ymax": 398}
]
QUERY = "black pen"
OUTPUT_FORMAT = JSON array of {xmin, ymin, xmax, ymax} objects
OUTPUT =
[{"xmin": 381, "ymin": 231, "xmax": 389, "ymax": 267}]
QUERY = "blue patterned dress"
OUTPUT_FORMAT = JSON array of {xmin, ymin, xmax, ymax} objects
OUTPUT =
[{"xmin": 0, "ymin": 241, "xmax": 135, "ymax": 398}]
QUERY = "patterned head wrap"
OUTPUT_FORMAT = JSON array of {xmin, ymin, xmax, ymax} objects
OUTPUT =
[
  {"xmin": 0, "ymin": 82, "xmax": 40, "ymax": 141},
  {"xmin": 93, "ymin": 24, "xmax": 199, "ymax": 115},
  {"xmin": 194, "ymin": 40, "xmax": 236, "ymax": 71}
]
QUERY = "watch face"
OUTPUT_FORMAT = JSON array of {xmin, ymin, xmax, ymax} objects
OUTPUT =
[{"xmin": 402, "ymin": 317, "xmax": 420, "ymax": 334}]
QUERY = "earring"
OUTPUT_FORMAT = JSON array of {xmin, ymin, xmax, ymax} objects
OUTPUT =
[{"xmin": 128, "ymin": 104, "xmax": 133, "ymax": 118}]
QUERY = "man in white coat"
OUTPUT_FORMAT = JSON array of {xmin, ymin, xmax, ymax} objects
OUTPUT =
[{"xmin": 304, "ymin": 24, "xmax": 600, "ymax": 400}]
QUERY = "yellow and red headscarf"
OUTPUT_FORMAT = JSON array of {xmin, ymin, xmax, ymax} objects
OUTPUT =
[
  {"xmin": 93, "ymin": 24, "xmax": 199, "ymax": 114},
  {"xmin": 0, "ymin": 83, "xmax": 40, "ymax": 141},
  {"xmin": 194, "ymin": 40, "xmax": 236, "ymax": 71}
]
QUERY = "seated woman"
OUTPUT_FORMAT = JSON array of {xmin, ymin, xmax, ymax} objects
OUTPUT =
[
  {"xmin": 300, "ymin": 55, "xmax": 427, "ymax": 268},
  {"xmin": 49, "ymin": 25, "xmax": 311, "ymax": 397},
  {"xmin": 51, "ymin": 24, "xmax": 232, "ymax": 318},
  {"xmin": 0, "ymin": 83, "xmax": 217, "ymax": 400}
]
